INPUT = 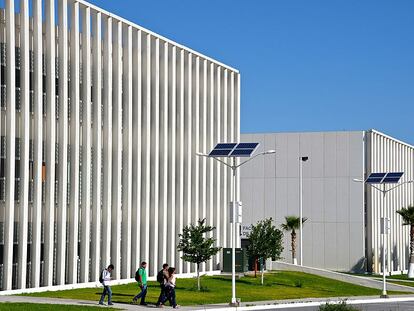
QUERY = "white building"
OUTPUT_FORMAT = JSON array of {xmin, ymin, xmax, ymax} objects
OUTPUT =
[
  {"xmin": 240, "ymin": 130, "xmax": 414, "ymax": 274},
  {"xmin": 0, "ymin": 0, "xmax": 239, "ymax": 290}
]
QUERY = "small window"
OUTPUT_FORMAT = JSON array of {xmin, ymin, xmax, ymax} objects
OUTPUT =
[
  {"xmin": 0, "ymin": 159, "xmax": 5, "ymax": 178},
  {"xmin": 15, "ymin": 69, "xmax": 20, "ymax": 88},
  {"xmin": 15, "ymin": 88, "xmax": 21, "ymax": 111},
  {"xmin": 0, "ymin": 178, "xmax": 5, "ymax": 201},
  {"xmin": 29, "ymin": 72, "xmax": 33, "ymax": 91},
  {"xmin": 1, "ymin": 65, "xmax": 6, "ymax": 85},
  {"xmin": 15, "ymin": 159, "xmax": 20, "ymax": 178},
  {"xmin": 1, "ymin": 85, "xmax": 6, "ymax": 108},
  {"xmin": 1, "ymin": 136, "xmax": 5, "ymax": 157},
  {"xmin": 14, "ymin": 179, "xmax": 20, "ymax": 201},
  {"xmin": 15, "ymin": 137, "xmax": 21, "ymax": 159},
  {"xmin": 42, "ymin": 162, "xmax": 46, "ymax": 182}
]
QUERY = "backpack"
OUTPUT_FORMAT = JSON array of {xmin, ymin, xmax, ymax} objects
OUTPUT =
[
  {"xmin": 157, "ymin": 269, "xmax": 164, "ymax": 284},
  {"xmin": 135, "ymin": 269, "xmax": 140, "ymax": 282},
  {"xmin": 99, "ymin": 269, "xmax": 105, "ymax": 283}
]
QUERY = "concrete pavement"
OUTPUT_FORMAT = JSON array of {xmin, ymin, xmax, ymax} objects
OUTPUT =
[
  {"xmin": 3, "ymin": 294, "xmax": 414, "ymax": 311},
  {"xmin": 268, "ymin": 261, "xmax": 414, "ymax": 293}
]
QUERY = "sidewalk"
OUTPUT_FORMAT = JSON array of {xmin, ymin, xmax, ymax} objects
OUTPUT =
[
  {"xmin": 3, "ymin": 294, "xmax": 414, "ymax": 311},
  {"xmin": 267, "ymin": 262, "xmax": 414, "ymax": 293}
]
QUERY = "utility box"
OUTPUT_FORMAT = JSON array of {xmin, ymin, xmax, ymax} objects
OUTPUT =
[{"xmin": 222, "ymin": 248, "xmax": 248, "ymax": 273}]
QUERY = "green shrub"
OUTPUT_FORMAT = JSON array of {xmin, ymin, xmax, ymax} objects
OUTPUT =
[{"xmin": 319, "ymin": 301, "xmax": 359, "ymax": 311}]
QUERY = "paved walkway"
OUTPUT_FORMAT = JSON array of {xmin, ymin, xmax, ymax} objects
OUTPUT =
[
  {"xmin": 268, "ymin": 261, "xmax": 414, "ymax": 292},
  {"xmin": 2, "ymin": 268, "xmax": 414, "ymax": 310},
  {"xmin": 3, "ymin": 294, "xmax": 414, "ymax": 311}
]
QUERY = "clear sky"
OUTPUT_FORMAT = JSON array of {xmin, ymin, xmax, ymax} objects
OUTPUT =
[{"xmin": 88, "ymin": 0, "xmax": 414, "ymax": 145}]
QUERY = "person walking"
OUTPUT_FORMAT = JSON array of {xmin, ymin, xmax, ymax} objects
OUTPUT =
[
  {"xmin": 132, "ymin": 261, "xmax": 148, "ymax": 305},
  {"xmin": 165, "ymin": 267, "xmax": 180, "ymax": 309},
  {"xmin": 99, "ymin": 264, "xmax": 114, "ymax": 306},
  {"xmin": 156, "ymin": 263, "xmax": 169, "ymax": 307}
]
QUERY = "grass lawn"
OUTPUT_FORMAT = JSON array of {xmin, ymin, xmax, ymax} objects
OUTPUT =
[
  {"xmin": 333, "ymin": 272, "xmax": 414, "ymax": 291},
  {"xmin": 386, "ymin": 274, "xmax": 414, "ymax": 281},
  {"xmin": 386, "ymin": 275, "xmax": 414, "ymax": 288},
  {"xmin": 22, "ymin": 271, "xmax": 410, "ymax": 306},
  {"xmin": 0, "ymin": 303, "xmax": 112, "ymax": 310},
  {"xmin": 389, "ymin": 280, "xmax": 414, "ymax": 288},
  {"xmin": 342, "ymin": 272, "xmax": 414, "ymax": 281},
  {"xmin": 340, "ymin": 272, "xmax": 414, "ymax": 290}
]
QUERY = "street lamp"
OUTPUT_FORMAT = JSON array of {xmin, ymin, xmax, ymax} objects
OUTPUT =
[
  {"xmin": 299, "ymin": 156, "xmax": 308, "ymax": 266},
  {"xmin": 197, "ymin": 146, "xmax": 275, "ymax": 306},
  {"xmin": 353, "ymin": 174, "xmax": 413, "ymax": 298}
]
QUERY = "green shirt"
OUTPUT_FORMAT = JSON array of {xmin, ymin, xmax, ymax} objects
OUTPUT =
[{"xmin": 138, "ymin": 267, "xmax": 147, "ymax": 285}]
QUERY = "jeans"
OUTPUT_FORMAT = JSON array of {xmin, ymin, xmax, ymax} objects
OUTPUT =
[
  {"xmin": 157, "ymin": 284, "xmax": 167, "ymax": 305},
  {"xmin": 99, "ymin": 285, "xmax": 112, "ymax": 304},
  {"xmin": 166, "ymin": 286, "xmax": 177, "ymax": 308},
  {"xmin": 133, "ymin": 284, "xmax": 147, "ymax": 304}
]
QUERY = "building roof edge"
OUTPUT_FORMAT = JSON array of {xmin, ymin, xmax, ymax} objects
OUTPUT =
[
  {"xmin": 367, "ymin": 129, "xmax": 414, "ymax": 150},
  {"xmin": 77, "ymin": 0, "xmax": 239, "ymax": 73}
]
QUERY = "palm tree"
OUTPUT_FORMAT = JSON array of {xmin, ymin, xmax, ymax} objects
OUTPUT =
[
  {"xmin": 396, "ymin": 205, "xmax": 414, "ymax": 278},
  {"xmin": 281, "ymin": 215, "xmax": 307, "ymax": 265}
]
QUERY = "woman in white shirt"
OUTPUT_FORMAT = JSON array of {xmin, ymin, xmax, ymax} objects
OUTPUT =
[{"xmin": 165, "ymin": 267, "xmax": 179, "ymax": 309}]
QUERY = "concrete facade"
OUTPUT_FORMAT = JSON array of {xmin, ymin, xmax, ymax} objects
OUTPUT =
[
  {"xmin": 366, "ymin": 130, "xmax": 414, "ymax": 274},
  {"xmin": 240, "ymin": 130, "xmax": 414, "ymax": 273},
  {"xmin": 0, "ymin": 0, "xmax": 239, "ymax": 290}
]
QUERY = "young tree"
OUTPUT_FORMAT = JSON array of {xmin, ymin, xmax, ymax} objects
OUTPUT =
[
  {"xmin": 177, "ymin": 218, "xmax": 221, "ymax": 290},
  {"xmin": 396, "ymin": 205, "xmax": 414, "ymax": 278},
  {"xmin": 281, "ymin": 215, "xmax": 308, "ymax": 265},
  {"xmin": 246, "ymin": 218, "xmax": 284, "ymax": 284}
]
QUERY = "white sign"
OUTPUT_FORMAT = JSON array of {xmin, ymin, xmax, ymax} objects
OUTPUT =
[
  {"xmin": 229, "ymin": 201, "xmax": 243, "ymax": 224},
  {"xmin": 241, "ymin": 224, "xmax": 252, "ymax": 239},
  {"xmin": 380, "ymin": 217, "xmax": 390, "ymax": 234}
]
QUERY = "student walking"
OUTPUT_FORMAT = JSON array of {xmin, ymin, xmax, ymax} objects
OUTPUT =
[
  {"xmin": 156, "ymin": 263, "xmax": 169, "ymax": 307},
  {"xmin": 165, "ymin": 267, "xmax": 180, "ymax": 309},
  {"xmin": 99, "ymin": 264, "xmax": 114, "ymax": 306},
  {"xmin": 132, "ymin": 261, "xmax": 148, "ymax": 305}
]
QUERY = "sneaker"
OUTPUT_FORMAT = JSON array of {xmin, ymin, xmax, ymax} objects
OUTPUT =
[
  {"xmin": 132, "ymin": 299, "xmax": 137, "ymax": 304},
  {"xmin": 99, "ymin": 302, "xmax": 104, "ymax": 305},
  {"xmin": 108, "ymin": 302, "xmax": 114, "ymax": 306},
  {"xmin": 173, "ymin": 305, "xmax": 180, "ymax": 309},
  {"xmin": 156, "ymin": 304, "xmax": 164, "ymax": 308}
]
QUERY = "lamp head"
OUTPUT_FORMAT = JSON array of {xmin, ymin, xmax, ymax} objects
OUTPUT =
[
  {"xmin": 196, "ymin": 152, "xmax": 208, "ymax": 157},
  {"xmin": 353, "ymin": 178, "xmax": 363, "ymax": 183},
  {"xmin": 264, "ymin": 149, "xmax": 276, "ymax": 155}
]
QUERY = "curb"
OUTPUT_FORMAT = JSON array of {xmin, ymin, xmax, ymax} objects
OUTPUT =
[{"xmin": 192, "ymin": 296, "xmax": 414, "ymax": 310}]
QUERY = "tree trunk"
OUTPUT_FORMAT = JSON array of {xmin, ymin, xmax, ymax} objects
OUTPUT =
[
  {"xmin": 254, "ymin": 257, "xmax": 258, "ymax": 278},
  {"xmin": 291, "ymin": 229, "xmax": 297, "ymax": 265},
  {"xmin": 197, "ymin": 263, "xmax": 201, "ymax": 291},
  {"xmin": 409, "ymin": 225, "xmax": 414, "ymax": 278}
]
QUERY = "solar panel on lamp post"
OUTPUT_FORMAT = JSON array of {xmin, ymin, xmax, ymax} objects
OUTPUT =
[
  {"xmin": 197, "ymin": 143, "xmax": 275, "ymax": 306},
  {"xmin": 353, "ymin": 173, "xmax": 414, "ymax": 298}
]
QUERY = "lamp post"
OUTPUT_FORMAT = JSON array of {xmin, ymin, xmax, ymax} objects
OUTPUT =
[
  {"xmin": 353, "ymin": 177, "xmax": 413, "ymax": 298},
  {"xmin": 197, "ymin": 148, "xmax": 275, "ymax": 306},
  {"xmin": 299, "ymin": 156, "xmax": 308, "ymax": 266}
]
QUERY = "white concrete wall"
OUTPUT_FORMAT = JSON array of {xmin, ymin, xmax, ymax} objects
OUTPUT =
[
  {"xmin": 366, "ymin": 130, "xmax": 414, "ymax": 274},
  {"xmin": 0, "ymin": 0, "xmax": 239, "ymax": 290},
  {"xmin": 240, "ymin": 131, "xmax": 366, "ymax": 272}
]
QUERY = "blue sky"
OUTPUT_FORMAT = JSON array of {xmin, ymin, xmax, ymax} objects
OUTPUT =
[{"xmin": 88, "ymin": 0, "xmax": 414, "ymax": 145}]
